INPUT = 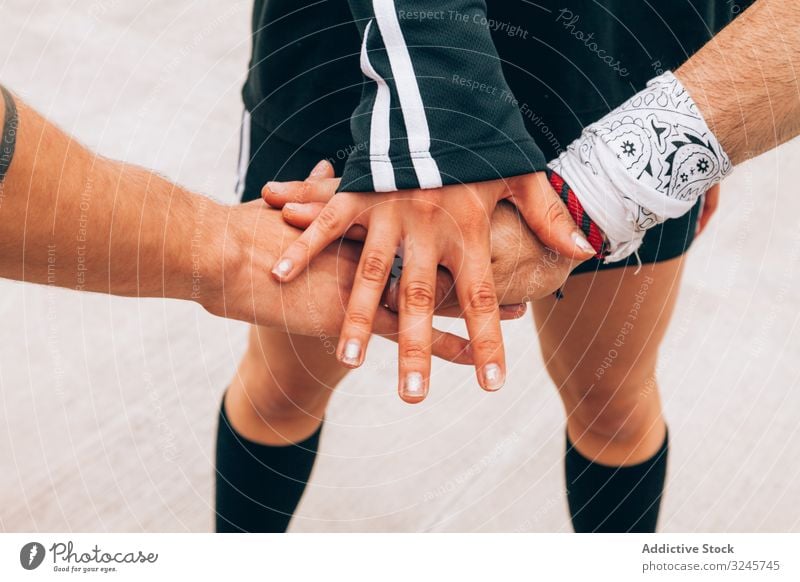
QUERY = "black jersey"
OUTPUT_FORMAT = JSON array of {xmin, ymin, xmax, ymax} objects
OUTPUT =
[{"xmin": 242, "ymin": 1, "xmax": 751, "ymax": 192}]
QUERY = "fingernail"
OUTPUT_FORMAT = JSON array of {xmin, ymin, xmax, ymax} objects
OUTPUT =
[
  {"xmin": 402, "ymin": 372, "xmax": 426, "ymax": 400},
  {"xmin": 483, "ymin": 363, "xmax": 505, "ymax": 391},
  {"xmin": 309, "ymin": 160, "xmax": 329, "ymax": 177},
  {"xmin": 341, "ymin": 339, "xmax": 362, "ymax": 366},
  {"xmin": 572, "ymin": 231, "xmax": 595, "ymax": 255},
  {"xmin": 266, "ymin": 181, "xmax": 288, "ymax": 195},
  {"xmin": 272, "ymin": 258, "xmax": 293, "ymax": 279}
]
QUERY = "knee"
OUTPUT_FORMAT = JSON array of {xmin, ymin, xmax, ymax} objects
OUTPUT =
[
  {"xmin": 235, "ymin": 336, "xmax": 347, "ymax": 423},
  {"xmin": 571, "ymin": 392, "xmax": 652, "ymax": 444},
  {"xmin": 555, "ymin": 369, "xmax": 660, "ymax": 445}
]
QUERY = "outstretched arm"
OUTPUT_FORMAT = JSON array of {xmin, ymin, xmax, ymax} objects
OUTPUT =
[
  {"xmin": 0, "ymin": 86, "xmax": 219, "ymax": 301},
  {"xmin": 0, "ymin": 87, "xmax": 476, "ymax": 362}
]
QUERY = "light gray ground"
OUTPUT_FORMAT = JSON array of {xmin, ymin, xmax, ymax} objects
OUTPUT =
[{"xmin": 1, "ymin": 0, "xmax": 798, "ymax": 533}]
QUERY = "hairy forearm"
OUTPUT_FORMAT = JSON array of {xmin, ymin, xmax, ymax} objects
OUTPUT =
[
  {"xmin": 676, "ymin": 0, "xmax": 800, "ymax": 165},
  {"xmin": 0, "ymin": 87, "xmax": 229, "ymax": 301}
]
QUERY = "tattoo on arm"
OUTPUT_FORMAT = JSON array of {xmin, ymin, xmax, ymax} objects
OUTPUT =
[{"xmin": 0, "ymin": 85, "xmax": 18, "ymax": 183}]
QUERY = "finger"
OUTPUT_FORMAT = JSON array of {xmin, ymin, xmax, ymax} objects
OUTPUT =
[
  {"xmin": 396, "ymin": 239, "xmax": 440, "ymax": 404},
  {"xmin": 507, "ymin": 172, "xmax": 595, "ymax": 260},
  {"xmin": 283, "ymin": 202, "xmax": 368, "ymax": 241},
  {"xmin": 262, "ymin": 176, "xmax": 340, "ymax": 208},
  {"xmin": 383, "ymin": 264, "xmax": 455, "ymax": 313},
  {"xmin": 336, "ymin": 222, "xmax": 400, "ymax": 369},
  {"xmin": 447, "ymin": 238, "xmax": 506, "ymax": 392},
  {"xmin": 271, "ymin": 196, "xmax": 362, "ymax": 282},
  {"xmin": 372, "ymin": 309, "xmax": 473, "ymax": 365},
  {"xmin": 307, "ymin": 159, "xmax": 335, "ymax": 180}
]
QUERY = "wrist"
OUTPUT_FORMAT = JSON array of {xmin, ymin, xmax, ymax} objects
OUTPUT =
[
  {"xmin": 190, "ymin": 201, "xmax": 281, "ymax": 325},
  {"xmin": 549, "ymin": 71, "xmax": 731, "ymax": 262},
  {"xmin": 170, "ymin": 196, "xmax": 231, "ymax": 310},
  {"xmin": 545, "ymin": 170, "xmax": 606, "ymax": 258}
]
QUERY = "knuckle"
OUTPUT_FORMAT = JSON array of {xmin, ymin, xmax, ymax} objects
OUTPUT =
[
  {"xmin": 403, "ymin": 281, "xmax": 435, "ymax": 311},
  {"xmin": 467, "ymin": 282, "xmax": 498, "ymax": 314},
  {"xmin": 360, "ymin": 251, "xmax": 390, "ymax": 284},
  {"xmin": 294, "ymin": 181, "xmax": 310, "ymax": 203},
  {"xmin": 462, "ymin": 203, "xmax": 490, "ymax": 225},
  {"xmin": 345, "ymin": 308, "xmax": 373, "ymax": 329},
  {"xmin": 291, "ymin": 237, "xmax": 311, "ymax": 256},
  {"xmin": 544, "ymin": 199, "xmax": 573, "ymax": 228},
  {"xmin": 411, "ymin": 199, "xmax": 438, "ymax": 221},
  {"xmin": 315, "ymin": 205, "xmax": 342, "ymax": 233},
  {"xmin": 473, "ymin": 337, "xmax": 502, "ymax": 355},
  {"xmin": 401, "ymin": 341, "xmax": 429, "ymax": 361}
]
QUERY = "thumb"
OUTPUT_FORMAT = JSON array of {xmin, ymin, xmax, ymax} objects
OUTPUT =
[
  {"xmin": 262, "ymin": 166, "xmax": 340, "ymax": 208},
  {"xmin": 506, "ymin": 172, "xmax": 595, "ymax": 260},
  {"xmin": 307, "ymin": 159, "xmax": 335, "ymax": 181},
  {"xmin": 282, "ymin": 202, "xmax": 368, "ymax": 240}
]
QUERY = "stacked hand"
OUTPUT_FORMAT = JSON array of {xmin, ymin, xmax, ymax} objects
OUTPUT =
[{"xmin": 263, "ymin": 161, "xmax": 592, "ymax": 401}]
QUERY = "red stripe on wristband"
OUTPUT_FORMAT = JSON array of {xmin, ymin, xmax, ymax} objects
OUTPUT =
[{"xmin": 547, "ymin": 170, "xmax": 606, "ymax": 258}]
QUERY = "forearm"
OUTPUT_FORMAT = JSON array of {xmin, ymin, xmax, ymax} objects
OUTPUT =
[
  {"xmin": 0, "ymin": 87, "xmax": 229, "ymax": 302},
  {"xmin": 676, "ymin": 0, "xmax": 800, "ymax": 165}
]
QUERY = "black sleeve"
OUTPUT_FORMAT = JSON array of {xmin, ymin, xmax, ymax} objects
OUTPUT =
[{"xmin": 340, "ymin": 1, "xmax": 546, "ymax": 192}]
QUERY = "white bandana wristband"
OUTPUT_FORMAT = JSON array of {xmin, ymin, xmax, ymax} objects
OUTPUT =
[{"xmin": 548, "ymin": 71, "xmax": 733, "ymax": 262}]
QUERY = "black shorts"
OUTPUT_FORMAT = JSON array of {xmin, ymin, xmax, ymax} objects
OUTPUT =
[{"xmin": 237, "ymin": 114, "xmax": 702, "ymax": 275}]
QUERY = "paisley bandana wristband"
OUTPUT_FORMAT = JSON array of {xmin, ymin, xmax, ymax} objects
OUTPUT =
[{"xmin": 548, "ymin": 71, "xmax": 732, "ymax": 262}]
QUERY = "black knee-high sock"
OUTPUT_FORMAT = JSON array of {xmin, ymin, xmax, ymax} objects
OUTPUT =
[
  {"xmin": 214, "ymin": 396, "xmax": 322, "ymax": 532},
  {"xmin": 565, "ymin": 430, "xmax": 668, "ymax": 533}
]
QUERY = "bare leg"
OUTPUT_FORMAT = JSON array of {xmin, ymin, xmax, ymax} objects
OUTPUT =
[
  {"xmin": 214, "ymin": 326, "xmax": 349, "ymax": 532},
  {"xmin": 534, "ymin": 257, "xmax": 685, "ymax": 531},
  {"xmin": 226, "ymin": 326, "xmax": 349, "ymax": 444}
]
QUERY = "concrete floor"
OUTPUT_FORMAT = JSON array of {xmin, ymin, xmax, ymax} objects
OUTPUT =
[{"xmin": 1, "ymin": 0, "xmax": 799, "ymax": 533}]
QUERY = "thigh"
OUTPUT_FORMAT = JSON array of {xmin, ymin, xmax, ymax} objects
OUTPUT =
[{"xmin": 243, "ymin": 325, "xmax": 348, "ymax": 411}]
